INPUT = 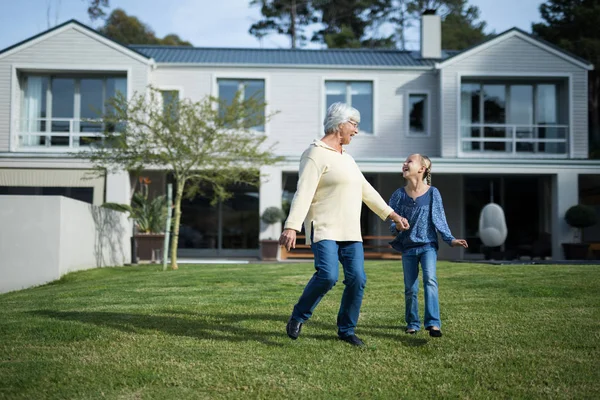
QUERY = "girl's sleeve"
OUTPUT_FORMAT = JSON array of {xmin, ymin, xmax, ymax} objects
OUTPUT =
[
  {"xmin": 388, "ymin": 189, "xmax": 401, "ymax": 235},
  {"xmin": 432, "ymin": 188, "xmax": 455, "ymax": 245}
]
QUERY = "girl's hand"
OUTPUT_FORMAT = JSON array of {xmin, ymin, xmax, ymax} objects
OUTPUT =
[
  {"xmin": 451, "ymin": 239, "xmax": 468, "ymax": 248},
  {"xmin": 395, "ymin": 217, "xmax": 410, "ymax": 231}
]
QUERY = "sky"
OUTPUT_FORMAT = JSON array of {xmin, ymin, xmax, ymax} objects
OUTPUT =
[{"xmin": 0, "ymin": 0, "xmax": 544, "ymax": 51}]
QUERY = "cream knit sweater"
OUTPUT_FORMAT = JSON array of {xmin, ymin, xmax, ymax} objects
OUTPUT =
[{"xmin": 284, "ymin": 140, "xmax": 394, "ymax": 244}]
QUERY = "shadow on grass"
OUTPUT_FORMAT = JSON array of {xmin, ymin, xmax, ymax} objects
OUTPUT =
[
  {"xmin": 31, "ymin": 310, "xmax": 306, "ymax": 347},
  {"xmin": 31, "ymin": 310, "xmax": 426, "ymax": 347}
]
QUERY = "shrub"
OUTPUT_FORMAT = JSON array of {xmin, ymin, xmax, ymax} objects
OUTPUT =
[{"xmin": 565, "ymin": 204, "xmax": 598, "ymax": 229}]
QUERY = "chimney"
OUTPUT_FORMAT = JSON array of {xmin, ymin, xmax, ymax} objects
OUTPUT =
[{"xmin": 420, "ymin": 9, "xmax": 441, "ymax": 59}]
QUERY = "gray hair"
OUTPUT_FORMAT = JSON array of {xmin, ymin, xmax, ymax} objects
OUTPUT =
[{"xmin": 323, "ymin": 102, "xmax": 360, "ymax": 134}]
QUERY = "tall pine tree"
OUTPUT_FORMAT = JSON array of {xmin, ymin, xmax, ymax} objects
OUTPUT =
[
  {"xmin": 249, "ymin": 0, "xmax": 317, "ymax": 48},
  {"xmin": 532, "ymin": 0, "xmax": 600, "ymax": 158}
]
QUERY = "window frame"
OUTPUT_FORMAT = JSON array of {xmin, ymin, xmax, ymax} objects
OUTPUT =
[
  {"xmin": 455, "ymin": 72, "xmax": 573, "ymax": 159},
  {"xmin": 213, "ymin": 74, "xmax": 269, "ymax": 135},
  {"xmin": 17, "ymin": 71, "xmax": 128, "ymax": 149},
  {"xmin": 11, "ymin": 64, "xmax": 131, "ymax": 152},
  {"xmin": 405, "ymin": 90, "xmax": 431, "ymax": 137},
  {"xmin": 158, "ymin": 87, "xmax": 182, "ymax": 121},
  {"xmin": 322, "ymin": 77, "xmax": 377, "ymax": 136}
]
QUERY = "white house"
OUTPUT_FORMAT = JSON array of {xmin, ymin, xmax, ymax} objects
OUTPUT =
[{"xmin": 0, "ymin": 15, "xmax": 598, "ymax": 261}]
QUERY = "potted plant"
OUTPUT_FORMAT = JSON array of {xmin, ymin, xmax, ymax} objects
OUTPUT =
[
  {"xmin": 103, "ymin": 177, "xmax": 168, "ymax": 262},
  {"xmin": 260, "ymin": 206, "xmax": 285, "ymax": 261},
  {"xmin": 562, "ymin": 204, "xmax": 598, "ymax": 260}
]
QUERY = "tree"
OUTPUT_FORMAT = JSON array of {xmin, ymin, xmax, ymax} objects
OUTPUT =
[
  {"xmin": 312, "ymin": 0, "xmax": 395, "ymax": 49},
  {"xmin": 79, "ymin": 87, "xmax": 282, "ymax": 270},
  {"xmin": 85, "ymin": 0, "xmax": 110, "ymax": 21},
  {"xmin": 99, "ymin": 9, "xmax": 192, "ymax": 46},
  {"xmin": 378, "ymin": 0, "xmax": 489, "ymax": 50},
  {"xmin": 308, "ymin": 0, "xmax": 488, "ymax": 50},
  {"xmin": 249, "ymin": 0, "xmax": 317, "ymax": 48},
  {"xmin": 439, "ymin": 3, "xmax": 488, "ymax": 50},
  {"xmin": 532, "ymin": 0, "xmax": 600, "ymax": 158}
]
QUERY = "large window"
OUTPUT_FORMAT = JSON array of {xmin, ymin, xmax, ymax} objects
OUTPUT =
[
  {"xmin": 177, "ymin": 181, "xmax": 259, "ymax": 254},
  {"xmin": 217, "ymin": 79, "xmax": 265, "ymax": 132},
  {"xmin": 20, "ymin": 74, "xmax": 126, "ymax": 149},
  {"xmin": 325, "ymin": 81, "xmax": 373, "ymax": 134},
  {"xmin": 460, "ymin": 81, "xmax": 567, "ymax": 155}
]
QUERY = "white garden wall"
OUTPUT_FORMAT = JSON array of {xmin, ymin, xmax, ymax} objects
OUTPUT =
[{"xmin": 0, "ymin": 196, "xmax": 131, "ymax": 294}]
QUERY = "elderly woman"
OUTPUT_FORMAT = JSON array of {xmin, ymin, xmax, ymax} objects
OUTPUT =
[{"xmin": 279, "ymin": 102, "xmax": 409, "ymax": 346}]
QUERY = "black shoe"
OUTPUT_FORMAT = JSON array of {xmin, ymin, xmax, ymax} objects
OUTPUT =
[
  {"xmin": 426, "ymin": 327, "xmax": 442, "ymax": 337},
  {"xmin": 339, "ymin": 334, "xmax": 365, "ymax": 347},
  {"xmin": 286, "ymin": 318, "xmax": 302, "ymax": 340}
]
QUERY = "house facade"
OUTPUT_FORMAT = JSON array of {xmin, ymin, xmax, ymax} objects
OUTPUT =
[{"xmin": 0, "ymin": 16, "xmax": 598, "ymax": 261}]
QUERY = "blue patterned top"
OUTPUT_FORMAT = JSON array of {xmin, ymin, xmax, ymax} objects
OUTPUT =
[{"xmin": 388, "ymin": 186, "xmax": 455, "ymax": 254}]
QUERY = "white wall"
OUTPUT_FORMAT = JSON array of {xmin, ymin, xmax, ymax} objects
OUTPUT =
[
  {"xmin": 0, "ymin": 195, "xmax": 131, "ymax": 294},
  {"xmin": 152, "ymin": 65, "xmax": 440, "ymax": 159}
]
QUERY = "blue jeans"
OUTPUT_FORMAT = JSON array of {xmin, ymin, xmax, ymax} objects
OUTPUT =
[
  {"xmin": 291, "ymin": 240, "xmax": 366, "ymax": 338},
  {"xmin": 402, "ymin": 246, "xmax": 441, "ymax": 330}
]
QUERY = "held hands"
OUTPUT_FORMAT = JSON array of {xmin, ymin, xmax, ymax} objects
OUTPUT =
[
  {"xmin": 279, "ymin": 229, "xmax": 297, "ymax": 252},
  {"xmin": 451, "ymin": 239, "xmax": 468, "ymax": 248},
  {"xmin": 394, "ymin": 217, "xmax": 410, "ymax": 231}
]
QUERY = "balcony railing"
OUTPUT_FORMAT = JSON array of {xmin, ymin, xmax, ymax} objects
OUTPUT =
[
  {"xmin": 460, "ymin": 124, "xmax": 569, "ymax": 156},
  {"xmin": 15, "ymin": 118, "xmax": 123, "ymax": 152}
]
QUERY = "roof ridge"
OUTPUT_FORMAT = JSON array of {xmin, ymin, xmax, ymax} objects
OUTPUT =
[{"xmin": 128, "ymin": 45, "xmax": 417, "ymax": 53}]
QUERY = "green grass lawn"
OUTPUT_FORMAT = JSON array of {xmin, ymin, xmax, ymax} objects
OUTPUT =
[{"xmin": 0, "ymin": 261, "xmax": 599, "ymax": 399}]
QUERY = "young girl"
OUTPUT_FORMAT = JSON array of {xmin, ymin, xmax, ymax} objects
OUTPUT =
[{"xmin": 388, "ymin": 154, "xmax": 468, "ymax": 337}]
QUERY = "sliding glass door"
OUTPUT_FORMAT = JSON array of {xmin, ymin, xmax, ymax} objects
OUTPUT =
[{"xmin": 19, "ymin": 74, "xmax": 126, "ymax": 149}]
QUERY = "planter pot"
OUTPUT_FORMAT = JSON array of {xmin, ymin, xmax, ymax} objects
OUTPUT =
[
  {"xmin": 260, "ymin": 239, "xmax": 280, "ymax": 261},
  {"xmin": 135, "ymin": 233, "xmax": 166, "ymax": 262},
  {"xmin": 562, "ymin": 243, "xmax": 590, "ymax": 260}
]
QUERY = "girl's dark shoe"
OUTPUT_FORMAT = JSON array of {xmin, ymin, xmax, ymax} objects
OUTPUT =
[
  {"xmin": 426, "ymin": 326, "xmax": 442, "ymax": 337},
  {"xmin": 338, "ymin": 334, "xmax": 365, "ymax": 347}
]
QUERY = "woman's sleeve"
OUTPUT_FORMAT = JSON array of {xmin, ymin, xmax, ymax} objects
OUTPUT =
[{"xmin": 283, "ymin": 156, "xmax": 322, "ymax": 231}]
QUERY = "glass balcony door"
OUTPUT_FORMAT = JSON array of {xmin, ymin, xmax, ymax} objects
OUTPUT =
[
  {"xmin": 177, "ymin": 182, "xmax": 260, "ymax": 258},
  {"xmin": 460, "ymin": 80, "xmax": 567, "ymax": 156},
  {"xmin": 19, "ymin": 74, "xmax": 126, "ymax": 150}
]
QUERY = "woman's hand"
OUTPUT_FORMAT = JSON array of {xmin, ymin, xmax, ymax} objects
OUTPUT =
[
  {"xmin": 395, "ymin": 217, "xmax": 410, "ymax": 231},
  {"xmin": 279, "ymin": 229, "xmax": 297, "ymax": 252},
  {"xmin": 451, "ymin": 239, "xmax": 468, "ymax": 248}
]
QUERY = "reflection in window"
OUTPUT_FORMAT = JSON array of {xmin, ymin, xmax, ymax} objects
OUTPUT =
[
  {"xmin": 177, "ymin": 181, "xmax": 259, "ymax": 251},
  {"xmin": 408, "ymin": 94, "xmax": 427, "ymax": 135},
  {"xmin": 160, "ymin": 90, "xmax": 179, "ymax": 122},
  {"xmin": 325, "ymin": 81, "xmax": 373, "ymax": 133},
  {"xmin": 460, "ymin": 81, "xmax": 563, "ymax": 155},
  {"xmin": 217, "ymin": 79, "xmax": 265, "ymax": 132},
  {"xmin": 20, "ymin": 74, "xmax": 127, "ymax": 147},
  {"xmin": 483, "ymin": 85, "xmax": 505, "ymax": 124}
]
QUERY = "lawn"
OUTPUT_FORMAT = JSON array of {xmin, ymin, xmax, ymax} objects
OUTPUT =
[{"xmin": 0, "ymin": 261, "xmax": 599, "ymax": 399}]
